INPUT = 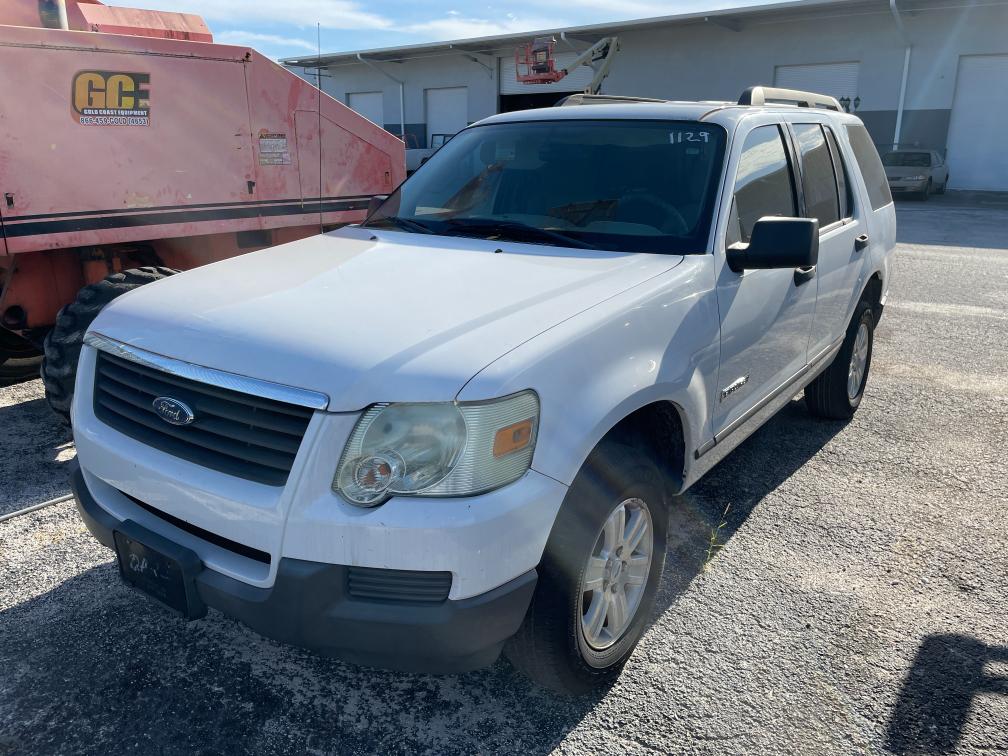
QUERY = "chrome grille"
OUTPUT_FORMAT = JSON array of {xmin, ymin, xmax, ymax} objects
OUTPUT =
[{"xmin": 93, "ymin": 350, "xmax": 313, "ymax": 486}]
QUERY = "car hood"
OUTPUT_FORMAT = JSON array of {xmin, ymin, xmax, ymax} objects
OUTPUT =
[{"xmin": 91, "ymin": 227, "xmax": 681, "ymax": 410}]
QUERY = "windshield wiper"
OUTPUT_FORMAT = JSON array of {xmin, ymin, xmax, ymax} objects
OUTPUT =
[
  {"xmin": 442, "ymin": 218, "xmax": 596, "ymax": 249},
  {"xmin": 366, "ymin": 216, "xmax": 434, "ymax": 234}
]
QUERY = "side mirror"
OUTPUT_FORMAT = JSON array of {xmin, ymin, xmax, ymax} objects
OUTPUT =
[
  {"xmin": 367, "ymin": 194, "xmax": 389, "ymax": 217},
  {"xmin": 726, "ymin": 217, "xmax": 819, "ymax": 273}
]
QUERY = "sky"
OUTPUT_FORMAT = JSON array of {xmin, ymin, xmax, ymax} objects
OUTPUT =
[{"xmin": 125, "ymin": 0, "xmax": 770, "ymax": 60}]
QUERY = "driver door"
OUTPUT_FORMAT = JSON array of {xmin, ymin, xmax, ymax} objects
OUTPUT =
[{"xmin": 713, "ymin": 122, "xmax": 817, "ymax": 435}]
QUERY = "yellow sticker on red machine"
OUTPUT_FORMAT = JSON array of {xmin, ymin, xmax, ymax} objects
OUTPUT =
[{"xmin": 72, "ymin": 71, "xmax": 150, "ymax": 127}]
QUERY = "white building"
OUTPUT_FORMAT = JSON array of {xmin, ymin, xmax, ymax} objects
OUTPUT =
[{"xmin": 284, "ymin": 0, "xmax": 1008, "ymax": 190}]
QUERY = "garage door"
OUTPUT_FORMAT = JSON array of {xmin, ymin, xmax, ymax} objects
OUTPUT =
[
  {"xmin": 500, "ymin": 51, "xmax": 595, "ymax": 95},
  {"xmin": 946, "ymin": 55, "xmax": 1008, "ymax": 190},
  {"xmin": 425, "ymin": 87, "xmax": 468, "ymax": 148},
  {"xmin": 774, "ymin": 62, "xmax": 860, "ymax": 101},
  {"xmin": 347, "ymin": 91, "xmax": 384, "ymax": 128}
]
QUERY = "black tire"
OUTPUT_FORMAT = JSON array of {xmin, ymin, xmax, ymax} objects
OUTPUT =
[
  {"xmin": 0, "ymin": 328, "xmax": 42, "ymax": 386},
  {"xmin": 505, "ymin": 442, "xmax": 668, "ymax": 694},
  {"xmin": 804, "ymin": 300, "xmax": 875, "ymax": 421},
  {"xmin": 937, "ymin": 176, "xmax": 948, "ymax": 195},
  {"xmin": 41, "ymin": 266, "xmax": 179, "ymax": 423},
  {"xmin": 919, "ymin": 180, "xmax": 932, "ymax": 201}
]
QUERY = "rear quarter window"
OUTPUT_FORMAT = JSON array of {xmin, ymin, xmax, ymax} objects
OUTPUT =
[{"xmin": 845, "ymin": 123, "xmax": 893, "ymax": 211}]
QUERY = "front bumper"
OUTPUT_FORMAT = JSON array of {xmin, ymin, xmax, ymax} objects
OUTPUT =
[
  {"xmin": 888, "ymin": 179, "xmax": 928, "ymax": 193},
  {"xmin": 71, "ymin": 461, "xmax": 538, "ymax": 673}
]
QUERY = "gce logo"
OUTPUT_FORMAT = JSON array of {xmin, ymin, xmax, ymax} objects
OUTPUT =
[{"xmin": 72, "ymin": 70, "xmax": 150, "ymax": 120}]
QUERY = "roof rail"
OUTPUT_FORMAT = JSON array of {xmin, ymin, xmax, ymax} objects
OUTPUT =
[
  {"xmin": 739, "ymin": 86, "xmax": 842, "ymax": 112},
  {"xmin": 557, "ymin": 93, "xmax": 669, "ymax": 107}
]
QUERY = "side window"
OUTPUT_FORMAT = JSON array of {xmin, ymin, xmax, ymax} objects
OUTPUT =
[
  {"xmin": 845, "ymin": 123, "xmax": 893, "ymax": 211},
  {"xmin": 730, "ymin": 125, "xmax": 798, "ymax": 245},
  {"xmin": 824, "ymin": 126, "xmax": 854, "ymax": 220},
  {"xmin": 794, "ymin": 124, "xmax": 840, "ymax": 228}
]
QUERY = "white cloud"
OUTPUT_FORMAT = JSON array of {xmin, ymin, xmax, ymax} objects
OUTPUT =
[
  {"xmin": 552, "ymin": 0, "xmax": 668, "ymax": 13},
  {"xmin": 215, "ymin": 30, "xmax": 319, "ymax": 52},
  {"xmin": 126, "ymin": 0, "xmax": 392, "ymax": 30},
  {"xmin": 538, "ymin": 0, "xmax": 765, "ymax": 18},
  {"xmin": 399, "ymin": 13, "xmax": 569, "ymax": 40}
]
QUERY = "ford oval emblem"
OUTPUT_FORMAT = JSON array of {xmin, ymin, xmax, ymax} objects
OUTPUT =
[{"xmin": 152, "ymin": 397, "xmax": 195, "ymax": 426}]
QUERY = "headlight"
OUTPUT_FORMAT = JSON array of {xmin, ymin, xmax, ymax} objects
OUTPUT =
[{"xmin": 334, "ymin": 390, "xmax": 539, "ymax": 506}]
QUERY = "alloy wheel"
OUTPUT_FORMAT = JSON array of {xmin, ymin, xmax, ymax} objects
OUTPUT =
[{"xmin": 579, "ymin": 497, "xmax": 654, "ymax": 650}]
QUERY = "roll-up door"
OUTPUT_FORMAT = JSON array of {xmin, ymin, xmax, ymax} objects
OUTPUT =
[
  {"xmin": 946, "ymin": 55, "xmax": 1008, "ymax": 190},
  {"xmin": 774, "ymin": 62, "xmax": 860, "ymax": 101}
]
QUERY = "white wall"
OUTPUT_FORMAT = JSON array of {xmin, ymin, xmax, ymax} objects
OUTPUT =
[
  {"xmin": 307, "ymin": 2, "xmax": 1008, "ymax": 151},
  {"xmin": 598, "ymin": 4, "xmax": 1006, "ymax": 109},
  {"xmin": 319, "ymin": 54, "xmax": 498, "ymax": 147}
]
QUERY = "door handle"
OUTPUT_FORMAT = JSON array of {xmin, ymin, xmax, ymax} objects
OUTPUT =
[
  {"xmin": 794, "ymin": 265, "xmax": 816, "ymax": 286},
  {"xmin": 855, "ymin": 233, "xmax": 870, "ymax": 251}
]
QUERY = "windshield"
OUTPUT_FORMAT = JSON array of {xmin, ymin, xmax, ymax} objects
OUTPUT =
[
  {"xmin": 365, "ymin": 119, "xmax": 727, "ymax": 254},
  {"xmin": 883, "ymin": 151, "xmax": 932, "ymax": 167}
]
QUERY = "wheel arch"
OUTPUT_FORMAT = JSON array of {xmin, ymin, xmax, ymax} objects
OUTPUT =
[
  {"xmin": 861, "ymin": 271, "xmax": 884, "ymax": 326},
  {"xmin": 594, "ymin": 400, "xmax": 688, "ymax": 500},
  {"xmin": 534, "ymin": 388, "xmax": 695, "ymax": 505}
]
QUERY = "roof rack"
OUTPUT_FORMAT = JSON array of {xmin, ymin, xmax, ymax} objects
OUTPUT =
[
  {"xmin": 738, "ymin": 86, "xmax": 842, "ymax": 111},
  {"xmin": 557, "ymin": 93, "xmax": 670, "ymax": 107}
]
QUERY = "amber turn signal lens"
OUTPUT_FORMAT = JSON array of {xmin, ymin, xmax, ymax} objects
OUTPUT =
[{"xmin": 493, "ymin": 419, "xmax": 534, "ymax": 458}]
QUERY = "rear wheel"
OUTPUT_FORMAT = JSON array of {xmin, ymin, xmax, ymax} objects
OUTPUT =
[
  {"xmin": 804, "ymin": 301, "xmax": 874, "ymax": 421},
  {"xmin": 0, "ymin": 328, "xmax": 42, "ymax": 386},
  {"xmin": 504, "ymin": 442, "xmax": 668, "ymax": 694},
  {"xmin": 41, "ymin": 266, "xmax": 179, "ymax": 423}
]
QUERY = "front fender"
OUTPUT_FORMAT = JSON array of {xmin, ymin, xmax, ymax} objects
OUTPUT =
[{"xmin": 457, "ymin": 256, "xmax": 720, "ymax": 488}]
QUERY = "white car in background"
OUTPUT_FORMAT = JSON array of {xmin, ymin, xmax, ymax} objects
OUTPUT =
[{"xmin": 883, "ymin": 148, "xmax": 950, "ymax": 200}]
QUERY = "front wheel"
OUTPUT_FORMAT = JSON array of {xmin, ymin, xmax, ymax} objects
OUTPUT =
[
  {"xmin": 804, "ymin": 301, "xmax": 874, "ymax": 420},
  {"xmin": 505, "ymin": 442, "xmax": 668, "ymax": 694}
]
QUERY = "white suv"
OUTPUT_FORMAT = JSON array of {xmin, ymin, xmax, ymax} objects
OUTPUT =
[{"xmin": 71, "ymin": 88, "xmax": 896, "ymax": 694}]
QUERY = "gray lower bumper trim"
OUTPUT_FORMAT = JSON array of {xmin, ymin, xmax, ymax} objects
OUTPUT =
[{"xmin": 69, "ymin": 461, "xmax": 537, "ymax": 673}]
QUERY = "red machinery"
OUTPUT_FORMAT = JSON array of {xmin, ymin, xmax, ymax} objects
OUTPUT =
[
  {"xmin": 0, "ymin": 0, "xmax": 405, "ymax": 416},
  {"xmin": 515, "ymin": 37, "xmax": 566, "ymax": 84},
  {"xmin": 515, "ymin": 35, "xmax": 619, "ymax": 94}
]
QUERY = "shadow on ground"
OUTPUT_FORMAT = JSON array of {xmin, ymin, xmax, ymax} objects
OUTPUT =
[
  {"xmin": 659, "ymin": 399, "xmax": 847, "ymax": 613},
  {"xmin": 0, "ymin": 400, "xmax": 848, "ymax": 755},
  {"xmin": 0, "ymin": 396, "xmax": 73, "ymax": 516},
  {"xmin": 887, "ymin": 634, "xmax": 1008, "ymax": 755}
]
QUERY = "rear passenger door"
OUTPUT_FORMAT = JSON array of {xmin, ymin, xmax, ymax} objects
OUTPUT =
[
  {"xmin": 713, "ymin": 122, "xmax": 817, "ymax": 436},
  {"xmin": 789, "ymin": 121, "xmax": 866, "ymax": 358}
]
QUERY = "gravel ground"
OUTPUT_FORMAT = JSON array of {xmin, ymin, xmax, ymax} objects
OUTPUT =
[
  {"xmin": 1, "ymin": 198, "xmax": 1006, "ymax": 755},
  {"xmin": 0, "ymin": 382, "xmax": 74, "ymax": 517}
]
